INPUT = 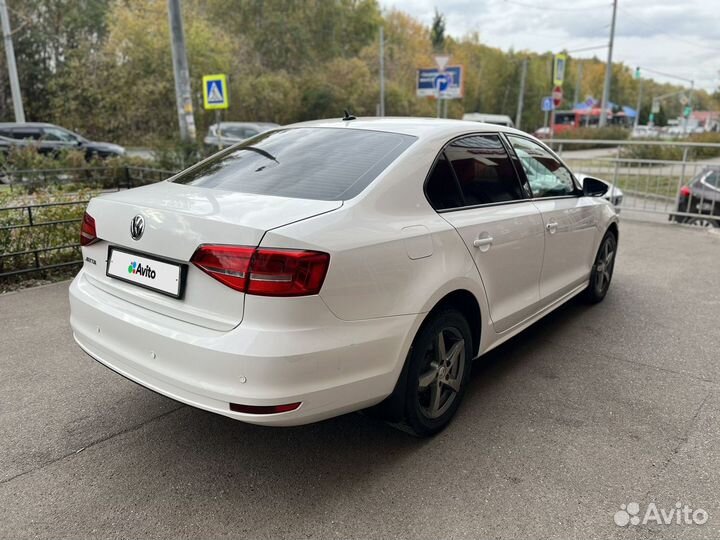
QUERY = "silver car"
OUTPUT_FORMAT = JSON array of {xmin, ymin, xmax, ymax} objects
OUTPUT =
[{"xmin": 204, "ymin": 122, "xmax": 279, "ymax": 150}]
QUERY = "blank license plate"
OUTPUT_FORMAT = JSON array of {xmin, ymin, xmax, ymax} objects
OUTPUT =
[{"xmin": 107, "ymin": 247, "xmax": 184, "ymax": 298}]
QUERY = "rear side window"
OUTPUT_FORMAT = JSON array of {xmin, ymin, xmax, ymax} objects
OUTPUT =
[
  {"xmin": 10, "ymin": 128, "xmax": 42, "ymax": 140},
  {"xmin": 425, "ymin": 154, "xmax": 463, "ymax": 210},
  {"xmin": 174, "ymin": 127, "xmax": 416, "ymax": 201},
  {"xmin": 701, "ymin": 170, "xmax": 720, "ymax": 189},
  {"xmin": 445, "ymin": 135, "xmax": 524, "ymax": 205}
]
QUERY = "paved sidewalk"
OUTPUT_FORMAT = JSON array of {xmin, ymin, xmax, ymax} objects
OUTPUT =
[{"xmin": 1, "ymin": 220, "xmax": 719, "ymax": 539}]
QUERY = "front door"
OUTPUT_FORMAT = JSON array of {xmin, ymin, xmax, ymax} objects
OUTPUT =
[{"xmin": 506, "ymin": 135, "xmax": 599, "ymax": 302}]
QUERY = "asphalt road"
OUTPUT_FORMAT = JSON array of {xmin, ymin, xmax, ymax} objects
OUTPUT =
[{"xmin": 1, "ymin": 219, "xmax": 720, "ymax": 539}]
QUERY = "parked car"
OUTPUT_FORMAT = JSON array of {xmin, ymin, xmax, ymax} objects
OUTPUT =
[
  {"xmin": 70, "ymin": 118, "xmax": 619, "ymax": 436},
  {"xmin": 575, "ymin": 173, "xmax": 623, "ymax": 209},
  {"xmin": 203, "ymin": 121, "xmax": 279, "ymax": 150},
  {"xmin": 462, "ymin": 113, "xmax": 515, "ymax": 128},
  {"xmin": 630, "ymin": 125, "xmax": 659, "ymax": 139},
  {"xmin": 673, "ymin": 167, "xmax": 720, "ymax": 228},
  {"xmin": 0, "ymin": 122, "xmax": 125, "ymax": 159},
  {"xmin": 533, "ymin": 126, "xmax": 553, "ymax": 139}
]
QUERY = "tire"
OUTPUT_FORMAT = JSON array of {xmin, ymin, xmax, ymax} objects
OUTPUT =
[
  {"xmin": 584, "ymin": 231, "xmax": 617, "ymax": 304},
  {"xmin": 390, "ymin": 309, "xmax": 473, "ymax": 437},
  {"xmin": 687, "ymin": 217, "xmax": 720, "ymax": 228}
]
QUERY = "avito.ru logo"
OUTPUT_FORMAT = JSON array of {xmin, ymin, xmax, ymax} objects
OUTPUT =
[{"xmin": 127, "ymin": 260, "xmax": 156, "ymax": 279}]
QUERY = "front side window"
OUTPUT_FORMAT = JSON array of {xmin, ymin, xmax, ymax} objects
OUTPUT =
[
  {"xmin": 42, "ymin": 127, "xmax": 78, "ymax": 142},
  {"xmin": 445, "ymin": 135, "xmax": 524, "ymax": 205},
  {"xmin": 508, "ymin": 136, "xmax": 577, "ymax": 198},
  {"xmin": 173, "ymin": 127, "xmax": 416, "ymax": 201}
]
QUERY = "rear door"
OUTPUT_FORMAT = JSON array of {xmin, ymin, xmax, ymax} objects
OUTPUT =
[
  {"xmin": 429, "ymin": 134, "xmax": 545, "ymax": 333},
  {"xmin": 506, "ymin": 135, "xmax": 599, "ymax": 303}
]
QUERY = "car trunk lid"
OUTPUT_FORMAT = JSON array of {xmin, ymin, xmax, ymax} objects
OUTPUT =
[{"xmin": 81, "ymin": 182, "xmax": 342, "ymax": 330}]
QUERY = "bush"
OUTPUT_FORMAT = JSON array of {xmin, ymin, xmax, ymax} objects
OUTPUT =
[
  {"xmin": 621, "ymin": 132, "xmax": 720, "ymax": 161},
  {"xmin": 0, "ymin": 146, "xmax": 166, "ymax": 193},
  {"xmin": 147, "ymin": 138, "xmax": 211, "ymax": 171},
  {"xmin": 0, "ymin": 187, "xmax": 99, "ymax": 280},
  {"xmin": 551, "ymin": 127, "xmax": 630, "ymax": 150}
]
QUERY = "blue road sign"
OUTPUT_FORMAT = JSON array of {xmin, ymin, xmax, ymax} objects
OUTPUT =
[
  {"xmin": 202, "ymin": 74, "xmax": 229, "ymax": 110},
  {"xmin": 542, "ymin": 96, "xmax": 554, "ymax": 112},
  {"xmin": 417, "ymin": 66, "xmax": 463, "ymax": 99},
  {"xmin": 434, "ymin": 74, "xmax": 450, "ymax": 94}
]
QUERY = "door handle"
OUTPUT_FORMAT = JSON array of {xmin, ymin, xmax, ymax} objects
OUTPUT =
[
  {"xmin": 545, "ymin": 221, "xmax": 558, "ymax": 234},
  {"xmin": 473, "ymin": 236, "xmax": 494, "ymax": 248}
]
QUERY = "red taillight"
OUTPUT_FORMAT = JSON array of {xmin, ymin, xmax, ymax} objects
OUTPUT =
[
  {"xmin": 680, "ymin": 186, "xmax": 692, "ymax": 197},
  {"xmin": 229, "ymin": 402, "xmax": 302, "ymax": 414},
  {"xmin": 190, "ymin": 245, "xmax": 253, "ymax": 292},
  {"xmin": 80, "ymin": 212, "xmax": 98, "ymax": 246},
  {"xmin": 190, "ymin": 245, "xmax": 330, "ymax": 297}
]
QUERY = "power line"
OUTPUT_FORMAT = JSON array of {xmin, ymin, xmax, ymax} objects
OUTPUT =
[
  {"xmin": 617, "ymin": 7, "xmax": 720, "ymax": 53},
  {"xmin": 565, "ymin": 44, "xmax": 607, "ymax": 53},
  {"xmin": 502, "ymin": 0, "xmax": 610, "ymax": 12}
]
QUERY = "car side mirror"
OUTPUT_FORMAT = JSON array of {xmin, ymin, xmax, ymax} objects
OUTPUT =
[{"xmin": 583, "ymin": 177, "xmax": 609, "ymax": 197}]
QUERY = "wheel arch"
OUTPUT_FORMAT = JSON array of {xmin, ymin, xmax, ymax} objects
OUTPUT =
[
  {"xmin": 424, "ymin": 289, "xmax": 482, "ymax": 359},
  {"xmin": 606, "ymin": 220, "xmax": 619, "ymax": 242},
  {"xmin": 370, "ymin": 287, "xmax": 483, "ymax": 423}
]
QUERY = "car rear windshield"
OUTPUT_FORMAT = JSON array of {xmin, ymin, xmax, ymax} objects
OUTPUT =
[{"xmin": 172, "ymin": 127, "xmax": 417, "ymax": 201}]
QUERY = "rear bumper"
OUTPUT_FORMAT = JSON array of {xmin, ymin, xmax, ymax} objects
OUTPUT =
[{"xmin": 69, "ymin": 270, "xmax": 418, "ymax": 426}]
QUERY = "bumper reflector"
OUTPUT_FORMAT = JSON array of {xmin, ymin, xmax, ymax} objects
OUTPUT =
[{"xmin": 229, "ymin": 402, "xmax": 302, "ymax": 415}]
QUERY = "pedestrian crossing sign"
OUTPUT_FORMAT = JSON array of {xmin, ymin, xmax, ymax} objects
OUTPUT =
[{"xmin": 202, "ymin": 74, "xmax": 229, "ymax": 110}]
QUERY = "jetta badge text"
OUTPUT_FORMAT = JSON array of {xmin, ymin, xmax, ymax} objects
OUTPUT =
[{"xmin": 130, "ymin": 214, "xmax": 145, "ymax": 241}]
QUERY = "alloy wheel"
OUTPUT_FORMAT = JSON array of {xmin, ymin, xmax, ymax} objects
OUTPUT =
[
  {"xmin": 417, "ymin": 327, "xmax": 466, "ymax": 420},
  {"xmin": 689, "ymin": 217, "xmax": 717, "ymax": 229},
  {"xmin": 594, "ymin": 236, "xmax": 616, "ymax": 295}
]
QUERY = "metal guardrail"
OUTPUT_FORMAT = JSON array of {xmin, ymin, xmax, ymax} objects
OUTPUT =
[
  {"xmin": 547, "ymin": 138, "xmax": 720, "ymax": 149},
  {"xmin": 0, "ymin": 166, "xmax": 176, "ymax": 279},
  {"xmin": 0, "ymin": 166, "xmax": 175, "ymax": 191},
  {"xmin": 548, "ymin": 139, "xmax": 720, "ymax": 227}
]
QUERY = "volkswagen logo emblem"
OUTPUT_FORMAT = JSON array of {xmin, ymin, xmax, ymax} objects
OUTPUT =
[{"xmin": 130, "ymin": 215, "xmax": 145, "ymax": 241}]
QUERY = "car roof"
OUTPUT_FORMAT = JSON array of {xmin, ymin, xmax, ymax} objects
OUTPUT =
[
  {"xmin": 283, "ymin": 117, "xmax": 527, "ymax": 140},
  {"xmin": 0, "ymin": 122, "xmax": 57, "ymax": 128},
  {"xmin": 216, "ymin": 122, "xmax": 278, "ymax": 128}
]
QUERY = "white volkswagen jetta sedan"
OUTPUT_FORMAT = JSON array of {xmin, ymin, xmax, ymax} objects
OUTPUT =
[{"xmin": 70, "ymin": 118, "xmax": 619, "ymax": 436}]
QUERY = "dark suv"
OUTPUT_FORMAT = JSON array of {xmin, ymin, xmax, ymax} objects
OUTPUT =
[
  {"xmin": 0, "ymin": 123, "xmax": 125, "ymax": 159},
  {"xmin": 673, "ymin": 167, "xmax": 720, "ymax": 228}
]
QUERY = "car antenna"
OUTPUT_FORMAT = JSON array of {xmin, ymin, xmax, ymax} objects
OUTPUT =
[{"xmin": 342, "ymin": 109, "xmax": 356, "ymax": 121}]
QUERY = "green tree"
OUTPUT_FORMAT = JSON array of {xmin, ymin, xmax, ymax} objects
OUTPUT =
[{"xmin": 430, "ymin": 9, "xmax": 445, "ymax": 52}]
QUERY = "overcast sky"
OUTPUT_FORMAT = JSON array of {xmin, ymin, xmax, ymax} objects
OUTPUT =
[{"xmin": 381, "ymin": 0, "xmax": 720, "ymax": 92}]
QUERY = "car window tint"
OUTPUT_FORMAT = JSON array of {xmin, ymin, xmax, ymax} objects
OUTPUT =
[
  {"xmin": 173, "ymin": 127, "xmax": 417, "ymax": 201},
  {"xmin": 425, "ymin": 153, "xmax": 463, "ymax": 210},
  {"xmin": 702, "ymin": 170, "xmax": 720, "ymax": 189},
  {"xmin": 445, "ymin": 135, "xmax": 524, "ymax": 205},
  {"xmin": 43, "ymin": 127, "xmax": 76, "ymax": 142},
  {"xmin": 220, "ymin": 126, "xmax": 245, "ymax": 138},
  {"xmin": 507, "ymin": 136, "xmax": 576, "ymax": 198},
  {"xmin": 11, "ymin": 128, "xmax": 42, "ymax": 140}
]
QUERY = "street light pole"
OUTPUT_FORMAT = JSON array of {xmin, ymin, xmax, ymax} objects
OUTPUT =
[
  {"xmin": 599, "ymin": 0, "xmax": 618, "ymax": 127},
  {"xmin": 634, "ymin": 77, "xmax": 643, "ymax": 129},
  {"xmin": 573, "ymin": 61, "xmax": 583, "ymax": 107},
  {"xmin": 515, "ymin": 57, "xmax": 527, "ymax": 130},
  {"xmin": 168, "ymin": 0, "xmax": 196, "ymax": 142},
  {"xmin": 0, "ymin": 0, "xmax": 25, "ymax": 123},
  {"xmin": 379, "ymin": 25, "xmax": 385, "ymax": 117}
]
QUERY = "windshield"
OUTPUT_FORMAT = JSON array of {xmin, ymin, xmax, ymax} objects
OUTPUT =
[
  {"xmin": 173, "ymin": 127, "xmax": 416, "ymax": 201},
  {"xmin": 217, "ymin": 125, "xmax": 248, "ymax": 139}
]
